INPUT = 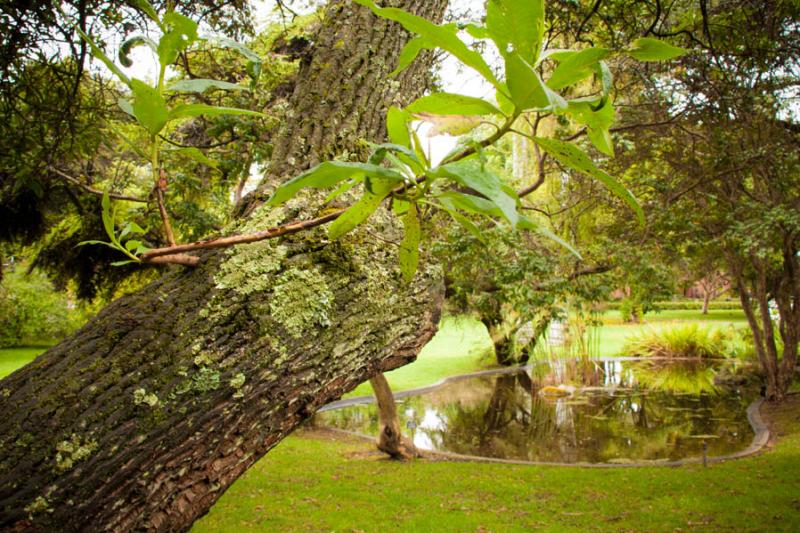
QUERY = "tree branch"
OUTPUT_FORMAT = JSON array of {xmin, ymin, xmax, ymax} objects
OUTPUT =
[{"xmin": 48, "ymin": 166, "xmax": 148, "ymax": 203}]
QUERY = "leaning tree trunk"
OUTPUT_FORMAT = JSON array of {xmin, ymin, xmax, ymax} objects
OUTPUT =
[{"xmin": 0, "ymin": 0, "xmax": 447, "ymax": 530}]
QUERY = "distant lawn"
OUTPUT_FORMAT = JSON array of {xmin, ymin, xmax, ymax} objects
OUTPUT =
[
  {"xmin": 347, "ymin": 314, "xmax": 493, "ymax": 397},
  {"xmin": 0, "ymin": 346, "xmax": 47, "ymax": 379},
  {"xmin": 194, "ymin": 397, "xmax": 800, "ymax": 532},
  {"xmin": 596, "ymin": 308, "xmax": 747, "ymax": 358}
]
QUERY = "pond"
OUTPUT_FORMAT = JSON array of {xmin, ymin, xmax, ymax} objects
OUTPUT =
[{"xmin": 314, "ymin": 358, "xmax": 761, "ymax": 464}]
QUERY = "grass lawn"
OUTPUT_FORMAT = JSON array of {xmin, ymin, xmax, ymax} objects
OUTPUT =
[
  {"xmin": 195, "ymin": 398, "xmax": 800, "ymax": 532},
  {"xmin": 346, "ymin": 314, "xmax": 493, "ymax": 397},
  {"xmin": 595, "ymin": 308, "xmax": 748, "ymax": 358},
  {"xmin": 0, "ymin": 346, "xmax": 47, "ymax": 379}
]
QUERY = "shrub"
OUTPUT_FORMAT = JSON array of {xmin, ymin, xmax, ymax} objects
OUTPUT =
[
  {"xmin": 603, "ymin": 299, "xmax": 741, "ymax": 312},
  {"xmin": 623, "ymin": 325, "xmax": 727, "ymax": 359},
  {"xmin": 0, "ymin": 265, "xmax": 86, "ymax": 347}
]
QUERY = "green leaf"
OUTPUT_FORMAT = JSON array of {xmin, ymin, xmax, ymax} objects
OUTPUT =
[
  {"xmin": 566, "ymin": 97, "xmax": 616, "ymax": 156},
  {"xmin": 325, "ymin": 179, "xmax": 358, "ymax": 202},
  {"xmin": 517, "ymin": 217, "xmax": 582, "ymax": 259},
  {"xmin": 399, "ymin": 202, "xmax": 421, "ymax": 282},
  {"xmin": 74, "ymin": 26, "xmax": 131, "ymax": 86},
  {"xmin": 495, "ymin": 85, "xmax": 515, "ymax": 116},
  {"xmin": 211, "ymin": 37, "xmax": 261, "ymax": 63},
  {"xmin": 538, "ymin": 48, "xmax": 574, "ymax": 63},
  {"xmin": 626, "ymin": 37, "xmax": 688, "ymax": 61},
  {"xmin": 267, "ymin": 161, "xmax": 405, "ymax": 206},
  {"xmin": 131, "ymin": 0, "xmax": 161, "ymax": 26},
  {"xmin": 118, "ymin": 36, "xmax": 158, "ymax": 67},
  {"xmin": 436, "ymin": 191, "xmax": 502, "ymax": 218},
  {"xmin": 463, "ymin": 23, "xmax": 491, "ymax": 40},
  {"xmin": 533, "ymin": 137, "xmax": 644, "ymax": 224},
  {"xmin": 596, "ymin": 60, "xmax": 613, "ymax": 97},
  {"xmin": 504, "ymin": 52, "xmax": 566, "ymax": 112},
  {"xmin": 370, "ymin": 143, "xmax": 422, "ymax": 170},
  {"xmin": 328, "ymin": 179, "xmax": 395, "ymax": 239},
  {"xmin": 547, "ymin": 47, "xmax": 612, "ymax": 91},
  {"xmin": 117, "ymin": 98, "xmax": 135, "ymax": 117},
  {"xmin": 168, "ymin": 146, "xmax": 219, "ymax": 168},
  {"xmin": 125, "ymin": 239, "xmax": 143, "ymax": 252},
  {"xmin": 130, "ymin": 79, "xmax": 169, "ymax": 135},
  {"xmin": 77, "ymin": 240, "xmax": 118, "ymax": 250},
  {"xmin": 391, "ymin": 36, "xmax": 430, "ymax": 76},
  {"xmin": 386, "ymin": 107, "xmax": 412, "ymax": 149},
  {"xmin": 157, "ymin": 11, "xmax": 199, "ymax": 67},
  {"xmin": 167, "ymin": 104, "xmax": 265, "ymax": 122},
  {"xmin": 407, "ymin": 93, "xmax": 502, "ymax": 116},
  {"xmin": 485, "ymin": 0, "xmax": 545, "ymax": 62},
  {"xmin": 111, "ymin": 260, "xmax": 138, "ymax": 266},
  {"xmin": 166, "ymin": 79, "xmax": 248, "ymax": 93},
  {"xmin": 354, "ymin": 0, "xmax": 501, "ymax": 90},
  {"xmin": 120, "ymin": 221, "xmax": 146, "ymax": 239},
  {"xmin": 435, "ymin": 161, "xmax": 520, "ymax": 226},
  {"xmin": 440, "ymin": 205, "xmax": 487, "ymax": 243}
]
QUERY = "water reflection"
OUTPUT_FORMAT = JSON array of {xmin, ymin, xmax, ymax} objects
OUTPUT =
[{"xmin": 316, "ymin": 359, "xmax": 756, "ymax": 464}]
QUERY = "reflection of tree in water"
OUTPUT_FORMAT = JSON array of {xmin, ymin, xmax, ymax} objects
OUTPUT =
[{"xmin": 317, "ymin": 360, "xmax": 756, "ymax": 463}]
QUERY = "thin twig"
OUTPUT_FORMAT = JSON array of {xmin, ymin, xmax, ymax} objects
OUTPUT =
[
  {"xmin": 49, "ymin": 166, "xmax": 147, "ymax": 203},
  {"xmin": 155, "ymin": 169, "xmax": 177, "ymax": 247}
]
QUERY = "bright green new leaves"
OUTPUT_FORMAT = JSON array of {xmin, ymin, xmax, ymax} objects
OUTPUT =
[
  {"xmin": 166, "ymin": 79, "xmax": 248, "ymax": 93},
  {"xmin": 157, "ymin": 11, "xmax": 198, "ymax": 67},
  {"xmin": 328, "ymin": 179, "xmax": 396, "ymax": 239},
  {"xmin": 267, "ymin": 161, "xmax": 405, "ymax": 206},
  {"xmin": 435, "ymin": 160, "xmax": 521, "ymax": 227},
  {"xmin": 399, "ymin": 202, "xmax": 421, "ymax": 282},
  {"xmin": 78, "ymin": 192, "xmax": 149, "ymax": 264},
  {"xmin": 391, "ymin": 36, "xmax": 430, "ymax": 76},
  {"xmin": 626, "ymin": 38, "xmax": 688, "ymax": 61},
  {"xmin": 566, "ymin": 98, "xmax": 616, "ymax": 156},
  {"xmin": 485, "ymin": 0, "xmax": 545, "ymax": 62},
  {"xmin": 407, "ymin": 93, "xmax": 502, "ymax": 116},
  {"xmin": 504, "ymin": 52, "xmax": 566, "ymax": 112},
  {"xmin": 387, "ymin": 107, "xmax": 412, "ymax": 148},
  {"xmin": 354, "ymin": 0, "xmax": 500, "ymax": 90},
  {"xmin": 533, "ymin": 137, "xmax": 644, "ymax": 224},
  {"xmin": 130, "ymin": 79, "xmax": 169, "ymax": 135},
  {"xmin": 547, "ymin": 47, "xmax": 612, "ymax": 91}
]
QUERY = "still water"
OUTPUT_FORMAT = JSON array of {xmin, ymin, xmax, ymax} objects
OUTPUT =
[{"xmin": 315, "ymin": 359, "xmax": 757, "ymax": 464}]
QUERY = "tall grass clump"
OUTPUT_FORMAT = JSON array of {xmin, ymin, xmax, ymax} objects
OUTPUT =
[{"xmin": 624, "ymin": 324, "xmax": 727, "ymax": 359}]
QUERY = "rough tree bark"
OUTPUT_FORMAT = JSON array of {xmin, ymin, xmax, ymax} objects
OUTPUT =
[{"xmin": 0, "ymin": 0, "xmax": 447, "ymax": 530}]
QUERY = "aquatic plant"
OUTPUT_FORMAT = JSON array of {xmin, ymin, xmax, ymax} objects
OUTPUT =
[{"xmin": 623, "ymin": 324, "xmax": 727, "ymax": 359}]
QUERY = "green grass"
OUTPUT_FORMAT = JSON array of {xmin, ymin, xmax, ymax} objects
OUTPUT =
[
  {"xmin": 596, "ymin": 308, "xmax": 747, "ymax": 358},
  {"xmin": 195, "ymin": 399, "xmax": 800, "ymax": 532},
  {"xmin": 346, "ymin": 314, "xmax": 493, "ymax": 396},
  {"xmin": 0, "ymin": 346, "xmax": 47, "ymax": 379}
]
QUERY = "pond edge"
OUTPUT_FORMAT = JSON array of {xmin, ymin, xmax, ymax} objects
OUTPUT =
[{"xmin": 319, "ymin": 360, "xmax": 770, "ymax": 468}]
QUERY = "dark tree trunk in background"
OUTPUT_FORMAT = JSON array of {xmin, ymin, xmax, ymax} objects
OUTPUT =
[
  {"xmin": 0, "ymin": 0, "xmax": 447, "ymax": 530},
  {"xmin": 730, "ymin": 246, "xmax": 800, "ymax": 402}
]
